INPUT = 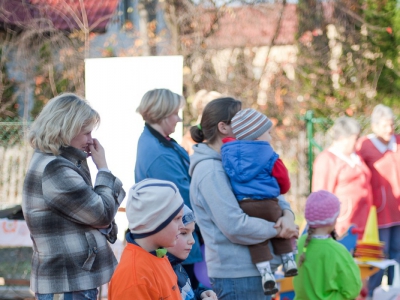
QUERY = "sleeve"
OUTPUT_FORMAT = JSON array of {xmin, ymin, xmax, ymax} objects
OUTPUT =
[
  {"xmin": 337, "ymin": 251, "xmax": 362, "ymax": 299},
  {"xmin": 198, "ymin": 168, "xmax": 279, "ymax": 245},
  {"xmin": 277, "ymin": 194, "xmax": 294, "ymax": 215},
  {"xmin": 271, "ymin": 158, "xmax": 291, "ymax": 194},
  {"xmin": 42, "ymin": 161, "xmax": 125, "ymax": 228},
  {"xmin": 311, "ymin": 151, "xmax": 338, "ymax": 192},
  {"xmin": 194, "ymin": 287, "xmax": 208, "ymax": 299},
  {"xmin": 146, "ymin": 154, "xmax": 191, "ymax": 208}
]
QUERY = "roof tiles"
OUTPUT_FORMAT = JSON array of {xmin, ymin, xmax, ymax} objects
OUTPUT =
[{"xmin": 0, "ymin": 0, "xmax": 118, "ymax": 32}]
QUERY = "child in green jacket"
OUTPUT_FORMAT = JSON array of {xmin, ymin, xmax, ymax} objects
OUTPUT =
[{"xmin": 293, "ymin": 190, "xmax": 362, "ymax": 300}]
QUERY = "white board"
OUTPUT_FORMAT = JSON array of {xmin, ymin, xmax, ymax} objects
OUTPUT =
[{"xmin": 85, "ymin": 56, "xmax": 183, "ymax": 240}]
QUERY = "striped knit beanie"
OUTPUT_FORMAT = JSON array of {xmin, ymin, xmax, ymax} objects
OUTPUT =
[
  {"xmin": 231, "ymin": 108, "xmax": 273, "ymax": 140},
  {"xmin": 305, "ymin": 190, "xmax": 341, "ymax": 228},
  {"xmin": 126, "ymin": 179, "xmax": 184, "ymax": 238}
]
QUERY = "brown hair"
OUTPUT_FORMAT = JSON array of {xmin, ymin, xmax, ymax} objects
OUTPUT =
[
  {"xmin": 190, "ymin": 97, "xmax": 242, "ymax": 144},
  {"xmin": 298, "ymin": 227, "xmax": 315, "ymax": 267}
]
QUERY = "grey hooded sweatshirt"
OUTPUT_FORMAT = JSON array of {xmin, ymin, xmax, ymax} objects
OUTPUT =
[{"xmin": 189, "ymin": 143, "xmax": 293, "ymax": 278}]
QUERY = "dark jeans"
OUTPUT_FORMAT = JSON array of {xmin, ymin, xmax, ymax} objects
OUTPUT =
[
  {"xmin": 210, "ymin": 276, "xmax": 271, "ymax": 300},
  {"xmin": 239, "ymin": 198, "xmax": 293, "ymax": 263},
  {"xmin": 368, "ymin": 225, "xmax": 400, "ymax": 296}
]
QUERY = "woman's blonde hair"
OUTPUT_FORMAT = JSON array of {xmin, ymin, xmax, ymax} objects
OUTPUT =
[
  {"xmin": 136, "ymin": 89, "xmax": 184, "ymax": 124},
  {"xmin": 28, "ymin": 93, "xmax": 100, "ymax": 155}
]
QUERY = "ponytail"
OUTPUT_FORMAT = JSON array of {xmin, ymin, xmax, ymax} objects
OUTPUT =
[
  {"xmin": 190, "ymin": 125, "xmax": 205, "ymax": 143},
  {"xmin": 298, "ymin": 227, "xmax": 315, "ymax": 267}
]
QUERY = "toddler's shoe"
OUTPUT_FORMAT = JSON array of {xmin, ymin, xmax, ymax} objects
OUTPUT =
[
  {"xmin": 261, "ymin": 271, "xmax": 278, "ymax": 295},
  {"xmin": 282, "ymin": 255, "xmax": 298, "ymax": 277}
]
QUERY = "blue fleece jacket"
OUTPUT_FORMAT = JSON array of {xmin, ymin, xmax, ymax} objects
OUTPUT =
[
  {"xmin": 221, "ymin": 140, "xmax": 280, "ymax": 200},
  {"xmin": 134, "ymin": 124, "xmax": 202, "ymax": 264}
]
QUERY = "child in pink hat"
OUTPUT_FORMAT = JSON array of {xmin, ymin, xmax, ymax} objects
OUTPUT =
[{"xmin": 293, "ymin": 190, "xmax": 362, "ymax": 299}]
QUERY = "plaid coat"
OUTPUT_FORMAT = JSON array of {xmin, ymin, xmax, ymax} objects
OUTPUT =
[{"xmin": 22, "ymin": 146, "xmax": 126, "ymax": 294}]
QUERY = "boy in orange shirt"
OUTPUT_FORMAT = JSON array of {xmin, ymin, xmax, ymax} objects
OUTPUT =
[{"xmin": 108, "ymin": 179, "xmax": 184, "ymax": 300}]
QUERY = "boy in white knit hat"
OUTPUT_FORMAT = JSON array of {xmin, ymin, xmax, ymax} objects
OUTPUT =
[
  {"xmin": 108, "ymin": 178, "xmax": 184, "ymax": 300},
  {"xmin": 167, "ymin": 205, "xmax": 218, "ymax": 300},
  {"xmin": 221, "ymin": 108, "xmax": 297, "ymax": 295}
]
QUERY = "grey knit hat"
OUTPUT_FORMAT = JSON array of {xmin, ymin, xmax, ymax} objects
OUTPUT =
[
  {"xmin": 231, "ymin": 108, "xmax": 273, "ymax": 140},
  {"xmin": 126, "ymin": 179, "xmax": 184, "ymax": 238}
]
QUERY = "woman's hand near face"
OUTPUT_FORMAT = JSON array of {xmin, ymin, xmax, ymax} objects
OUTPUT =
[
  {"xmin": 88, "ymin": 139, "xmax": 108, "ymax": 170},
  {"xmin": 274, "ymin": 210, "xmax": 299, "ymax": 239}
]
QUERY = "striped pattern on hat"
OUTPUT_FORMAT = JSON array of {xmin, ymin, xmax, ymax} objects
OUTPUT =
[{"xmin": 231, "ymin": 108, "xmax": 273, "ymax": 140}]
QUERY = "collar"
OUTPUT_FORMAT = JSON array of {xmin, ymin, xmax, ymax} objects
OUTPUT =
[
  {"xmin": 145, "ymin": 123, "xmax": 177, "ymax": 149},
  {"xmin": 59, "ymin": 146, "xmax": 88, "ymax": 167},
  {"xmin": 166, "ymin": 252, "xmax": 184, "ymax": 266},
  {"xmin": 312, "ymin": 234, "xmax": 331, "ymax": 239},
  {"xmin": 367, "ymin": 134, "xmax": 397, "ymax": 154},
  {"xmin": 328, "ymin": 147, "xmax": 361, "ymax": 168},
  {"xmin": 125, "ymin": 231, "xmax": 168, "ymax": 258}
]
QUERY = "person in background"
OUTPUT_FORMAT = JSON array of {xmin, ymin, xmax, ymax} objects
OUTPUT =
[
  {"xmin": 312, "ymin": 116, "xmax": 372, "ymax": 238},
  {"xmin": 356, "ymin": 104, "xmax": 400, "ymax": 298},
  {"xmin": 293, "ymin": 190, "xmax": 362, "ymax": 300},
  {"xmin": 167, "ymin": 205, "xmax": 218, "ymax": 300},
  {"xmin": 135, "ymin": 88, "xmax": 202, "ymax": 287},
  {"xmin": 189, "ymin": 97, "xmax": 298, "ymax": 300},
  {"xmin": 23, "ymin": 93, "xmax": 125, "ymax": 300},
  {"xmin": 108, "ymin": 179, "xmax": 184, "ymax": 300},
  {"xmin": 221, "ymin": 108, "xmax": 297, "ymax": 295},
  {"xmin": 181, "ymin": 89, "xmax": 222, "ymax": 155}
]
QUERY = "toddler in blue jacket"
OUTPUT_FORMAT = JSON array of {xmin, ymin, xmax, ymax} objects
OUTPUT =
[{"xmin": 221, "ymin": 108, "xmax": 297, "ymax": 295}]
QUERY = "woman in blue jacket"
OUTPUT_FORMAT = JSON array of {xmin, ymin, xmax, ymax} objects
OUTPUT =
[{"xmin": 135, "ymin": 88, "xmax": 202, "ymax": 287}]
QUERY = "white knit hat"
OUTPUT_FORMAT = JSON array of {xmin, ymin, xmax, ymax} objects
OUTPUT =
[
  {"xmin": 231, "ymin": 108, "xmax": 272, "ymax": 140},
  {"xmin": 126, "ymin": 179, "xmax": 184, "ymax": 238}
]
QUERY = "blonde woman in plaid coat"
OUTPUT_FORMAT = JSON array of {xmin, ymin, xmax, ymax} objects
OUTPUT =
[{"xmin": 22, "ymin": 93, "xmax": 126, "ymax": 300}]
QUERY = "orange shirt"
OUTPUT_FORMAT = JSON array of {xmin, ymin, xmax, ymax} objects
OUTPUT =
[{"xmin": 108, "ymin": 243, "xmax": 181, "ymax": 300}]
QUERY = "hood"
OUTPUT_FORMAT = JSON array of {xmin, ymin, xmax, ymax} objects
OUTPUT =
[
  {"xmin": 189, "ymin": 143, "xmax": 221, "ymax": 176},
  {"xmin": 221, "ymin": 140, "xmax": 275, "ymax": 182}
]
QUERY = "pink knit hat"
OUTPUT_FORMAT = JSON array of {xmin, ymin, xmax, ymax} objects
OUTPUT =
[{"xmin": 305, "ymin": 190, "xmax": 341, "ymax": 228}]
